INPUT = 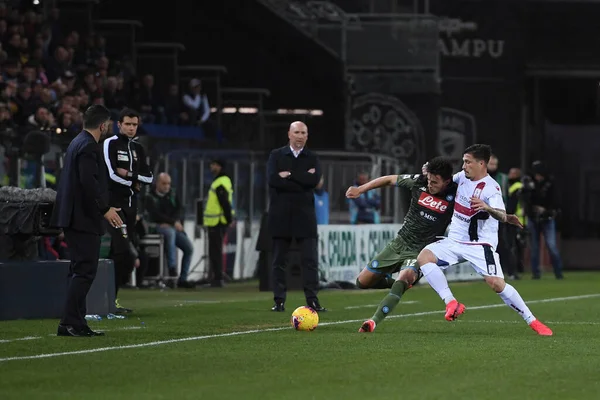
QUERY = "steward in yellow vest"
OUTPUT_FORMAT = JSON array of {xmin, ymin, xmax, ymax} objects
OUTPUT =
[
  {"xmin": 203, "ymin": 159, "xmax": 234, "ymax": 287},
  {"xmin": 508, "ymin": 180, "xmax": 525, "ymax": 227}
]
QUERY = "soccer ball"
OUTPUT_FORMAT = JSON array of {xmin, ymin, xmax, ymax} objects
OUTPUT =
[{"xmin": 291, "ymin": 306, "xmax": 319, "ymax": 331}]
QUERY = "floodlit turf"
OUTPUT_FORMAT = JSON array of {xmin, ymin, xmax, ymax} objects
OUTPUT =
[{"xmin": 1, "ymin": 272, "xmax": 600, "ymax": 400}]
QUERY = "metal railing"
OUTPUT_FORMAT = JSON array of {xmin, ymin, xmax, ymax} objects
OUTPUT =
[{"xmin": 159, "ymin": 149, "xmax": 409, "ymax": 226}]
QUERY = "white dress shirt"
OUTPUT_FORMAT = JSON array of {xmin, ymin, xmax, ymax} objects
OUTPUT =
[{"xmin": 290, "ymin": 146, "xmax": 303, "ymax": 158}]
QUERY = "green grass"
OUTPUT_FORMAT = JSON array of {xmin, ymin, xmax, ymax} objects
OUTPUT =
[{"xmin": 1, "ymin": 272, "xmax": 600, "ymax": 400}]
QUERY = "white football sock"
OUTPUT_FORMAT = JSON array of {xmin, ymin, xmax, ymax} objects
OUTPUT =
[
  {"xmin": 421, "ymin": 262, "xmax": 456, "ymax": 305},
  {"xmin": 498, "ymin": 283, "xmax": 536, "ymax": 325}
]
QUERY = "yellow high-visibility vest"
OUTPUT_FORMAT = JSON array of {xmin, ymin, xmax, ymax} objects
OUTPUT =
[
  {"xmin": 508, "ymin": 181, "xmax": 525, "ymax": 226},
  {"xmin": 203, "ymin": 175, "xmax": 234, "ymax": 227}
]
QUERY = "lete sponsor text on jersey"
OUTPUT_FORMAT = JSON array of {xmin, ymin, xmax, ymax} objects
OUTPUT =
[{"xmin": 417, "ymin": 192, "xmax": 448, "ymax": 214}]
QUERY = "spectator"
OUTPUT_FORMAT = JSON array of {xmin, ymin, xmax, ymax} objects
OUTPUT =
[
  {"xmin": 145, "ymin": 172, "xmax": 195, "ymax": 288},
  {"xmin": 164, "ymin": 83, "xmax": 184, "ymax": 125},
  {"xmin": 103, "ymin": 76, "xmax": 126, "ymax": 116},
  {"xmin": 348, "ymin": 172, "xmax": 381, "ymax": 224},
  {"xmin": 522, "ymin": 161, "xmax": 564, "ymax": 280},
  {"xmin": 314, "ymin": 176, "xmax": 329, "ymax": 225},
  {"xmin": 182, "ymin": 78, "xmax": 210, "ymax": 126},
  {"xmin": 44, "ymin": 45, "xmax": 69, "ymax": 82},
  {"xmin": 24, "ymin": 105, "xmax": 54, "ymax": 132},
  {"xmin": 136, "ymin": 73, "xmax": 162, "ymax": 123}
]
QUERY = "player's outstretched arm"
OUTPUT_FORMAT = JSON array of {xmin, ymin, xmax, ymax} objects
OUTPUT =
[{"xmin": 345, "ymin": 175, "xmax": 397, "ymax": 199}]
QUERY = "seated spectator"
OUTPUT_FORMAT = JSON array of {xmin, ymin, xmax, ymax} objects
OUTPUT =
[
  {"xmin": 145, "ymin": 172, "xmax": 195, "ymax": 288},
  {"xmin": 104, "ymin": 76, "xmax": 127, "ymax": 119},
  {"xmin": 164, "ymin": 83, "xmax": 185, "ymax": 125},
  {"xmin": 182, "ymin": 78, "xmax": 210, "ymax": 126},
  {"xmin": 136, "ymin": 73, "xmax": 162, "ymax": 124},
  {"xmin": 24, "ymin": 105, "xmax": 54, "ymax": 133}
]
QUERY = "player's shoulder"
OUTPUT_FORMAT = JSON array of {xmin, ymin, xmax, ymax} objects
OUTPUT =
[
  {"xmin": 399, "ymin": 173, "xmax": 423, "ymax": 181},
  {"xmin": 400, "ymin": 173, "xmax": 426, "ymax": 189},
  {"xmin": 483, "ymin": 175, "xmax": 503, "ymax": 195},
  {"xmin": 453, "ymin": 170, "xmax": 465, "ymax": 183}
]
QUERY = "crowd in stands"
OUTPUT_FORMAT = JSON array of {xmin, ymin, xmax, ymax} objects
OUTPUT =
[{"xmin": 0, "ymin": 4, "xmax": 212, "ymax": 184}]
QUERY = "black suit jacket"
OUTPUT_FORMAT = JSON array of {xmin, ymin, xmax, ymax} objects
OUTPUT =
[
  {"xmin": 50, "ymin": 130, "xmax": 110, "ymax": 235},
  {"xmin": 267, "ymin": 146, "xmax": 321, "ymax": 238}
]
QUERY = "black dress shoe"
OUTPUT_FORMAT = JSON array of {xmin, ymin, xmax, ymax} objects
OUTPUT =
[
  {"xmin": 57, "ymin": 325, "xmax": 89, "ymax": 337},
  {"xmin": 210, "ymin": 280, "xmax": 225, "ymax": 288},
  {"xmin": 307, "ymin": 299, "xmax": 327, "ymax": 312},
  {"xmin": 83, "ymin": 326, "xmax": 105, "ymax": 336},
  {"xmin": 177, "ymin": 280, "xmax": 196, "ymax": 289},
  {"xmin": 271, "ymin": 302, "xmax": 285, "ymax": 312}
]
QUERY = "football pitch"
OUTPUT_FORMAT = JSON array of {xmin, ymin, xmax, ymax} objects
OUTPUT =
[{"xmin": 1, "ymin": 272, "xmax": 599, "ymax": 400}]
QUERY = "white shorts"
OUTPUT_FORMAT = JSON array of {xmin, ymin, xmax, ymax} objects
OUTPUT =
[{"xmin": 423, "ymin": 238, "xmax": 504, "ymax": 279}]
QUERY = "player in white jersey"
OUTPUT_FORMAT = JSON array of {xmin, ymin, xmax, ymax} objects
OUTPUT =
[{"xmin": 416, "ymin": 144, "xmax": 553, "ymax": 336}]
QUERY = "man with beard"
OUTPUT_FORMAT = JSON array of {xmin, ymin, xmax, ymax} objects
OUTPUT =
[{"xmin": 51, "ymin": 105, "xmax": 122, "ymax": 337}]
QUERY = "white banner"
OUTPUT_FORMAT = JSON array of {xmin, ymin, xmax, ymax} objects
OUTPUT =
[
  {"xmin": 318, "ymin": 224, "xmax": 401, "ymax": 283},
  {"xmin": 317, "ymin": 224, "xmax": 483, "ymax": 284},
  {"xmin": 182, "ymin": 220, "xmax": 483, "ymax": 284}
]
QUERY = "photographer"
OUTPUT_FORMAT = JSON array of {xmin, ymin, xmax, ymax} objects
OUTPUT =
[{"xmin": 523, "ymin": 161, "xmax": 564, "ymax": 280}]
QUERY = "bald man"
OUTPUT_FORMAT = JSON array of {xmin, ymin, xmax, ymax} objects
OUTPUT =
[
  {"xmin": 145, "ymin": 172, "xmax": 195, "ymax": 288},
  {"xmin": 267, "ymin": 121, "xmax": 326, "ymax": 312}
]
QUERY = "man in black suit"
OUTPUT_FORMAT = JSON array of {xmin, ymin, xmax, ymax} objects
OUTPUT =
[
  {"xmin": 51, "ymin": 105, "xmax": 123, "ymax": 337},
  {"xmin": 267, "ymin": 121, "xmax": 326, "ymax": 312}
]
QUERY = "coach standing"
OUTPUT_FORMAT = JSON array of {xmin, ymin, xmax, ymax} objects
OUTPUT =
[
  {"xmin": 267, "ymin": 121, "xmax": 326, "ymax": 312},
  {"xmin": 51, "ymin": 105, "xmax": 122, "ymax": 337}
]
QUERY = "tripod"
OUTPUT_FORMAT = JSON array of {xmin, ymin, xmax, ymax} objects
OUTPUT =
[
  {"xmin": 190, "ymin": 198, "xmax": 233, "ymax": 285},
  {"xmin": 189, "ymin": 225, "xmax": 211, "ymax": 283},
  {"xmin": 189, "ymin": 225, "xmax": 233, "ymax": 284}
]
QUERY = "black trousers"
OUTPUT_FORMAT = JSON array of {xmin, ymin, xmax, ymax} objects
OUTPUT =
[
  {"xmin": 108, "ymin": 204, "xmax": 138, "ymax": 296},
  {"xmin": 497, "ymin": 224, "xmax": 518, "ymax": 277},
  {"xmin": 61, "ymin": 229, "xmax": 101, "ymax": 328},
  {"xmin": 272, "ymin": 237, "xmax": 319, "ymax": 303},
  {"xmin": 506, "ymin": 224, "xmax": 525, "ymax": 274},
  {"xmin": 208, "ymin": 225, "xmax": 226, "ymax": 282}
]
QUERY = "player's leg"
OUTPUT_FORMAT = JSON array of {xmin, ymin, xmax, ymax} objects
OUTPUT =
[
  {"xmin": 355, "ymin": 239, "xmax": 404, "ymax": 289},
  {"xmin": 417, "ymin": 240, "xmax": 464, "ymax": 321},
  {"xmin": 358, "ymin": 260, "xmax": 421, "ymax": 332},
  {"xmin": 462, "ymin": 244, "xmax": 553, "ymax": 336}
]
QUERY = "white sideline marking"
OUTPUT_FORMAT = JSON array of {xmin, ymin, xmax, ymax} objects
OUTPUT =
[
  {"xmin": 344, "ymin": 301, "xmax": 418, "ymax": 309},
  {"xmin": 413, "ymin": 319, "xmax": 600, "ymax": 325},
  {"xmin": 0, "ymin": 336, "xmax": 42, "ymax": 344},
  {"xmin": 0, "ymin": 293, "xmax": 598, "ymax": 363}
]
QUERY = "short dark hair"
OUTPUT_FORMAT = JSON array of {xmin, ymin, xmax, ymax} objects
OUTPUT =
[
  {"xmin": 118, "ymin": 107, "xmax": 140, "ymax": 123},
  {"xmin": 426, "ymin": 156, "xmax": 453, "ymax": 181},
  {"xmin": 83, "ymin": 105, "xmax": 111, "ymax": 130},
  {"xmin": 464, "ymin": 144, "xmax": 492, "ymax": 163}
]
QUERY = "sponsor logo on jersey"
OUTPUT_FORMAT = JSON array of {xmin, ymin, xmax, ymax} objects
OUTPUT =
[
  {"xmin": 454, "ymin": 212, "xmax": 470, "ymax": 222},
  {"xmin": 420, "ymin": 211, "xmax": 438, "ymax": 222},
  {"xmin": 417, "ymin": 192, "xmax": 449, "ymax": 214}
]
